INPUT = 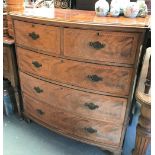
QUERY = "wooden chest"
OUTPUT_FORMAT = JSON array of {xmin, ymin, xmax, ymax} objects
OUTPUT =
[{"xmin": 11, "ymin": 9, "xmax": 150, "ymax": 155}]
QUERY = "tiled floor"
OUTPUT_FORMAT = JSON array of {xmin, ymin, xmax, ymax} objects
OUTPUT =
[{"xmin": 3, "ymin": 105, "xmax": 151, "ymax": 155}]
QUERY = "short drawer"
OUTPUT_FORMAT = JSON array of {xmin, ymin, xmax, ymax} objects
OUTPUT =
[
  {"xmin": 20, "ymin": 72, "xmax": 127, "ymax": 124},
  {"xmin": 14, "ymin": 20, "xmax": 60, "ymax": 55},
  {"xmin": 17, "ymin": 47, "xmax": 133, "ymax": 96},
  {"xmin": 24, "ymin": 94, "xmax": 123, "ymax": 146},
  {"xmin": 64, "ymin": 28, "xmax": 139, "ymax": 64}
]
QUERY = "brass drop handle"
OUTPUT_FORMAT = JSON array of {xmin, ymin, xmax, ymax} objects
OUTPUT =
[
  {"xmin": 84, "ymin": 127, "xmax": 97, "ymax": 134},
  {"xmin": 87, "ymin": 74, "xmax": 103, "ymax": 82},
  {"xmin": 89, "ymin": 41, "xmax": 105, "ymax": 50},
  {"xmin": 32, "ymin": 61, "xmax": 42, "ymax": 68},
  {"xmin": 34, "ymin": 86, "xmax": 43, "ymax": 93},
  {"xmin": 29, "ymin": 32, "xmax": 39, "ymax": 40},
  {"xmin": 84, "ymin": 102, "xmax": 99, "ymax": 110},
  {"xmin": 36, "ymin": 109, "xmax": 44, "ymax": 115}
]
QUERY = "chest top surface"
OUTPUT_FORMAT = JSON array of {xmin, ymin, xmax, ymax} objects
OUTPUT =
[{"xmin": 10, "ymin": 8, "xmax": 150, "ymax": 29}]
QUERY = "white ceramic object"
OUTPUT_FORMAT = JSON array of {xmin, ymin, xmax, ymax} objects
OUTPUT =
[
  {"xmin": 124, "ymin": 2, "xmax": 139, "ymax": 18},
  {"xmin": 110, "ymin": 0, "xmax": 121, "ymax": 17},
  {"xmin": 137, "ymin": 0, "xmax": 148, "ymax": 17},
  {"xmin": 95, "ymin": 0, "xmax": 109, "ymax": 17},
  {"xmin": 119, "ymin": 0, "xmax": 130, "ymax": 14}
]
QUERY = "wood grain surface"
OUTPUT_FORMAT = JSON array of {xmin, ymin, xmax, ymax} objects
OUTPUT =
[
  {"xmin": 64, "ymin": 28, "xmax": 139, "ymax": 64},
  {"xmin": 3, "ymin": 46, "xmax": 10, "ymax": 78},
  {"xmin": 10, "ymin": 8, "xmax": 150, "ymax": 28},
  {"xmin": 7, "ymin": 15, "xmax": 14, "ymax": 37},
  {"xmin": 3, "ymin": 36, "xmax": 14, "ymax": 45},
  {"xmin": 6, "ymin": 0, "xmax": 24, "ymax": 5},
  {"xmin": 23, "ymin": 94, "xmax": 123, "ymax": 146},
  {"xmin": 17, "ymin": 47, "xmax": 133, "ymax": 96},
  {"xmin": 20, "ymin": 72, "xmax": 127, "ymax": 124},
  {"xmin": 14, "ymin": 20, "xmax": 61, "ymax": 55}
]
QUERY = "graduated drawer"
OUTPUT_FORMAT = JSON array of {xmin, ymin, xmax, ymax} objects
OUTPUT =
[
  {"xmin": 64, "ymin": 28, "xmax": 139, "ymax": 64},
  {"xmin": 20, "ymin": 72, "xmax": 127, "ymax": 124},
  {"xmin": 14, "ymin": 20, "xmax": 60, "ymax": 55},
  {"xmin": 24, "ymin": 94, "xmax": 123, "ymax": 146},
  {"xmin": 17, "ymin": 47, "xmax": 133, "ymax": 96}
]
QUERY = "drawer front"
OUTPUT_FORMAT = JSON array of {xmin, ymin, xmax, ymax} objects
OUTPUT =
[
  {"xmin": 17, "ymin": 47, "xmax": 133, "ymax": 96},
  {"xmin": 20, "ymin": 72, "xmax": 127, "ymax": 124},
  {"xmin": 64, "ymin": 28, "xmax": 139, "ymax": 64},
  {"xmin": 14, "ymin": 20, "xmax": 60, "ymax": 55},
  {"xmin": 24, "ymin": 94, "xmax": 123, "ymax": 146}
]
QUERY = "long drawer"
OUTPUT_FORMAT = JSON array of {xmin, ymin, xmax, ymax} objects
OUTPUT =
[
  {"xmin": 17, "ymin": 47, "xmax": 133, "ymax": 96},
  {"xmin": 64, "ymin": 28, "xmax": 139, "ymax": 65},
  {"xmin": 23, "ymin": 94, "xmax": 123, "ymax": 146},
  {"xmin": 14, "ymin": 20, "xmax": 61, "ymax": 55},
  {"xmin": 20, "ymin": 72, "xmax": 127, "ymax": 124}
]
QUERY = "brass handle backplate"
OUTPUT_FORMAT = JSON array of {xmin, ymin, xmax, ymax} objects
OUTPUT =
[
  {"xmin": 84, "ymin": 102, "xmax": 99, "ymax": 110},
  {"xmin": 32, "ymin": 61, "xmax": 42, "ymax": 68},
  {"xmin": 89, "ymin": 41, "xmax": 105, "ymax": 50},
  {"xmin": 29, "ymin": 32, "xmax": 39, "ymax": 40},
  {"xmin": 87, "ymin": 74, "xmax": 103, "ymax": 82},
  {"xmin": 36, "ymin": 109, "xmax": 44, "ymax": 115},
  {"xmin": 84, "ymin": 127, "xmax": 97, "ymax": 134},
  {"xmin": 34, "ymin": 86, "xmax": 43, "ymax": 93}
]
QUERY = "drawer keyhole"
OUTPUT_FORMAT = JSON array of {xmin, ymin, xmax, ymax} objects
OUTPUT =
[{"xmin": 97, "ymin": 32, "xmax": 100, "ymax": 36}]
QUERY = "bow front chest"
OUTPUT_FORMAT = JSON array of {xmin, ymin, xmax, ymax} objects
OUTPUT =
[{"xmin": 11, "ymin": 9, "xmax": 150, "ymax": 154}]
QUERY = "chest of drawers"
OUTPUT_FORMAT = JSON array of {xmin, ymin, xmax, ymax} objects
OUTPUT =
[{"xmin": 11, "ymin": 9, "xmax": 150, "ymax": 155}]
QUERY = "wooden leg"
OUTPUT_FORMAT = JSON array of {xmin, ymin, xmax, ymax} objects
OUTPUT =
[
  {"xmin": 24, "ymin": 116, "xmax": 32, "ymax": 124},
  {"xmin": 25, "ymin": 118, "xmax": 32, "ymax": 124},
  {"xmin": 14, "ymin": 87, "xmax": 22, "ymax": 116},
  {"xmin": 133, "ymin": 104, "xmax": 151, "ymax": 155}
]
